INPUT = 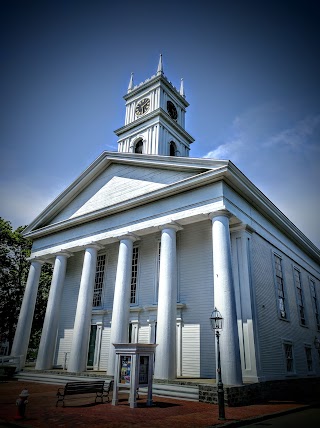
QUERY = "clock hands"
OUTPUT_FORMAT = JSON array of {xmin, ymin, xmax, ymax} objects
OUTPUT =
[{"xmin": 135, "ymin": 98, "xmax": 150, "ymax": 116}]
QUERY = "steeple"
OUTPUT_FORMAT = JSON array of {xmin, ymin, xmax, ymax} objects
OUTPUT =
[
  {"xmin": 179, "ymin": 78, "xmax": 185, "ymax": 97},
  {"xmin": 115, "ymin": 56, "xmax": 194, "ymax": 157},
  {"xmin": 157, "ymin": 53, "xmax": 164, "ymax": 75},
  {"xmin": 127, "ymin": 72, "xmax": 134, "ymax": 93}
]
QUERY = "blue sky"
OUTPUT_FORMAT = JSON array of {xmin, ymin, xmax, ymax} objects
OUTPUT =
[{"xmin": 1, "ymin": 0, "xmax": 320, "ymax": 248}]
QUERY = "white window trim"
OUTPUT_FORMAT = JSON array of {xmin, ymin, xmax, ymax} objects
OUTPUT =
[
  {"xmin": 282, "ymin": 339, "xmax": 296, "ymax": 376},
  {"xmin": 130, "ymin": 244, "xmax": 140, "ymax": 306},
  {"xmin": 272, "ymin": 251, "xmax": 290, "ymax": 321},
  {"xmin": 303, "ymin": 343, "xmax": 315, "ymax": 375},
  {"xmin": 153, "ymin": 238, "xmax": 161, "ymax": 304},
  {"xmin": 309, "ymin": 276, "xmax": 320, "ymax": 332},
  {"xmin": 292, "ymin": 265, "xmax": 308, "ymax": 328},
  {"xmin": 271, "ymin": 250, "xmax": 290, "ymax": 322},
  {"xmin": 92, "ymin": 252, "xmax": 108, "ymax": 309}
]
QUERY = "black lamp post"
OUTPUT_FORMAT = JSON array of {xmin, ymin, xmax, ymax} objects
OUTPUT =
[{"xmin": 210, "ymin": 307, "xmax": 225, "ymax": 420}]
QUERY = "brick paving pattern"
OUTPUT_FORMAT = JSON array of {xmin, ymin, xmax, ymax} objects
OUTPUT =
[{"xmin": 0, "ymin": 380, "xmax": 308, "ymax": 428}]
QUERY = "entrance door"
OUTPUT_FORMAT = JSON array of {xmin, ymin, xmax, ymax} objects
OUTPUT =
[{"xmin": 87, "ymin": 325, "xmax": 97, "ymax": 367}]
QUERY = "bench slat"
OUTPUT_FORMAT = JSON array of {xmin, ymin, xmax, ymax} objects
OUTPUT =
[{"xmin": 56, "ymin": 380, "xmax": 106, "ymax": 407}]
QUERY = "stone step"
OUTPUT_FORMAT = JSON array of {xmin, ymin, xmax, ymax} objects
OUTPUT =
[
  {"xmin": 15, "ymin": 371, "xmax": 108, "ymax": 385},
  {"xmin": 14, "ymin": 371, "xmax": 199, "ymax": 401},
  {"xmin": 140, "ymin": 383, "xmax": 199, "ymax": 400}
]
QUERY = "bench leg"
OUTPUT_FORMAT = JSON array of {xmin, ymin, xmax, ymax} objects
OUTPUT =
[
  {"xmin": 56, "ymin": 394, "xmax": 65, "ymax": 407},
  {"xmin": 95, "ymin": 392, "xmax": 104, "ymax": 404}
]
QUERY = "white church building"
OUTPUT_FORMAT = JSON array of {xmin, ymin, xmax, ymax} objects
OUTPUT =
[{"xmin": 11, "ymin": 56, "xmax": 320, "ymax": 387}]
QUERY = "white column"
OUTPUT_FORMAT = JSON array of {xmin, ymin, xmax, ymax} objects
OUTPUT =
[
  {"xmin": 11, "ymin": 259, "xmax": 44, "ymax": 367},
  {"xmin": 35, "ymin": 251, "xmax": 71, "ymax": 370},
  {"xmin": 154, "ymin": 223, "xmax": 181, "ymax": 380},
  {"xmin": 68, "ymin": 244, "xmax": 103, "ymax": 373},
  {"xmin": 210, "ymin": 210, "xmax": 242, "ymax": 386},
  {"xmin": 231, "ymin": 225, "xmax": 260, "ymax": 382},
  {"xmin": 107, "ymin": 234, "xmax": 138, "ymax": 376}
]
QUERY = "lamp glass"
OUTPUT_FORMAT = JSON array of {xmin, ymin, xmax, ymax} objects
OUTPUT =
[{"xmin": 210, "ymin": 307, "xmax": 223, "ymax": 330}]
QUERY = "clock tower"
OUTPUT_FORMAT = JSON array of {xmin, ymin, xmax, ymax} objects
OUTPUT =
[{"xmin": 114, "ymin": 55, "xmax": 194, "ymax": 157}]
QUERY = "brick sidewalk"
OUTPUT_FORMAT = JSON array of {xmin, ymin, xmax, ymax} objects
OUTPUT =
[{"xmin": 0, "ymin": 380, "xmax": 309, "ymax": 428}]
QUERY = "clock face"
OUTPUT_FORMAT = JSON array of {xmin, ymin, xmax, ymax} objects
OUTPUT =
[
  {"xmin": 135, "ymin": 98, "xmax": 150, "ymax": 116},
  {"xmin": 167, "ymin": 100, "xmax": 178, "ymax": 120}
]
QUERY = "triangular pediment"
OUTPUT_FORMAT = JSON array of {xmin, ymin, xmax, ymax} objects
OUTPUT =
[
  {"xmin": 48, "ymin": 163, "xmax": 200, "ymax": 225},
  {"xmin": 23, "ymin": 151, "xmax": 228, "ymax": 236}
]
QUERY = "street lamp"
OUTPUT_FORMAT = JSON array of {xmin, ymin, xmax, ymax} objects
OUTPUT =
[
  {"xmin": 210, "ymin": 307, "xmax": 225, "ymax": 420},
  {"xmin": 314, "ymin": 336, "xmax": 320, "ymax": 350}
]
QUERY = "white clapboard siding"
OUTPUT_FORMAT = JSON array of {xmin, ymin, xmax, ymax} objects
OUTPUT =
[
  {"xmin": 182, "ymin": 324, "xmax": 200, "ymax": 377},
  {"xmin": 99, "ymin": 327, "xmax": 111, "ymax": 371},
  {"xmin": 55, "ymin": 329, "xmax": 74, "ymax": 369},
  {"xmin": 178, "ymin": 221, "xmax": 215, "ymax": 378},
  {"xmin": 251, "ymin": 233, "xmax": 320, "ymax": 379},
  {"xmin": 138, "ymin": 326, "xmax": 150, "ymax": 344},
  {"xmin": 54, "ymin": 252, "xmax": 83, "ymax": 367},
  {"xmin": 50, "ymin": 164, "xmax": 197, "ymax": 224}
]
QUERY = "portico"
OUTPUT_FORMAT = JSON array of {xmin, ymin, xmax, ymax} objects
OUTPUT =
[{"xmin": 12, "ymin": 205, "xmax": 244, "ymax": 385}]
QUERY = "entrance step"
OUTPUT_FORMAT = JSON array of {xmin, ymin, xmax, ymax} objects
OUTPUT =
[
  {"xmin": 14, "ymin": 370, "xmax": 108, "ymax": 385},
  {"xmin": 140, "ymin": 383, "xmax": 199, "ymax": 401},
  {"xmin": 14, "ymin": 370, "xmax": 199, "ymax": 401}
]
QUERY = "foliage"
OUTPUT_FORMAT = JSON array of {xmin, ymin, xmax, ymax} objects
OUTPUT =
[{"xmin": 0, "ymin": 217, "xmax": 52, "ymax": 356}]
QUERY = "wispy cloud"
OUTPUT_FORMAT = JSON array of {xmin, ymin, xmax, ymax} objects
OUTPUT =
[
  {"xmin": 201, "ymin": 102, "xmax": 320, "ymax": 248},
  {"xmin": 203, "ymin": 139, "xmax": 244, "ymax": 160},
  {"xmin": 203, "ymin": 101, "xmax": 283, "ymax": 160},
  {"xmin": 203, "ymin": 102, "xmax": 320, "ymax": 161},
  {"xmin": 264, "ymin": 114, "xmax": 320, "ymax": 149}
]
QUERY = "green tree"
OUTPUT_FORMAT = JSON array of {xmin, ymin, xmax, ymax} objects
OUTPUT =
[{"xmin": 0, "ymin": 217, "xmax": 52, "ymax": 356}]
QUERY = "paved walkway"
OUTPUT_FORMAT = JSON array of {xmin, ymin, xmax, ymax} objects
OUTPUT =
[{"xmin": 0, "ymin": 380, "xmax": 311, "ymax": 428}]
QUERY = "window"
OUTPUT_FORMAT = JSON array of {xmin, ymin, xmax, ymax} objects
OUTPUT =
[
  {"xmin": 93, "ymin": 254, "xmax": 106, "ymax": 307},
  {"xmin": 169, "ymin": 141, "xmax": 176, "ymax": 156},
  {"xmin": 294, "ymin": 268, "xmax": 306, "ymax": 326},
  {"xmin": 130, "ymin": 247, "xmax": 139, "ymax": 304},
  {"xmin": 283, "ymin": 342, "xmax": 294, "ymax": 373},
  {"xmin": 135, "ymin": 140, "xmax": 143, "ymax": 154},
  {"xmin": 305, "ymin": 346, "xmax": 313, "ymax": 372},
  {"xmin": 310, "ymin": 278, "xmax": 320, "ymax": 330},
  {"xmin": 274, "ymin": 254, "xmax": 287, "ymax": 319},
  {"xmin": 128, "ymin": 323, "xmax": 133, "ymax": 343},
  {"xmin": 154, "ymin": 240, "xmax": 161, "ymax": 302}
]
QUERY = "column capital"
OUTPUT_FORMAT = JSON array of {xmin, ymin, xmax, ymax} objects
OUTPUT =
[
  {"xmin": 208, "ymin": 209, "xmax": 232, "ymax": 220},
  {"xmin": 230, "ymin": 223, "xmax": 255, "ymax": 234},
  {"xmin": 158, "ymin": 221, "xmax": 183, "ymax": 232},
  {"xmin": 26, "ymin": 256, "xmax": 46, "ymax": 265},
  {"xmin": 53, "ymin": 250, "xmax": 73, "ymax": 258},
  {"xmin": 84, "ymin": 242, "xmax": 105, "ymax": 251},
  {"xmin": 116, "ymin": 233, "xmax": 140, "ymax": 243}
]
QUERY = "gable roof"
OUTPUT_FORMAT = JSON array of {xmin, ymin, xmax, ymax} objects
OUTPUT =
[{"xmin": 22, "ymin": 151, "xmax": 320, "ymax": 263}]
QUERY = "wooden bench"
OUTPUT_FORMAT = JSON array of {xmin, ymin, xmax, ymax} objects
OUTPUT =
[
  {"xmin": 56, "ymin": 380, "xmax": 105, "ymax": 407},
  {"xmin": 103, "ymin": 379, "xmax": 114, "ymax": 402}
]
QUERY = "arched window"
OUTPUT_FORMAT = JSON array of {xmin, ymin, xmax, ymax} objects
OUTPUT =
[
  {"xmin": 169, "ymin": 141, "xmax": 176, "ymax": 156},
  {"xmin": 135, "ymin": 140, "xmax": 143, "ymax": 154}
]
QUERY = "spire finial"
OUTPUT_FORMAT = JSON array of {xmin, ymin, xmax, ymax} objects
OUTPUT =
[
  {"xmin": 157, "ymin": 53, "xmax": 163, "ymax": 75},
  {"xmin": 127, "ymin": 72, "xmax": 134, "ymax": 92},
  {"xmin": 180, "ymin": 78, "xmax": 185, "ymax": 97}
]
